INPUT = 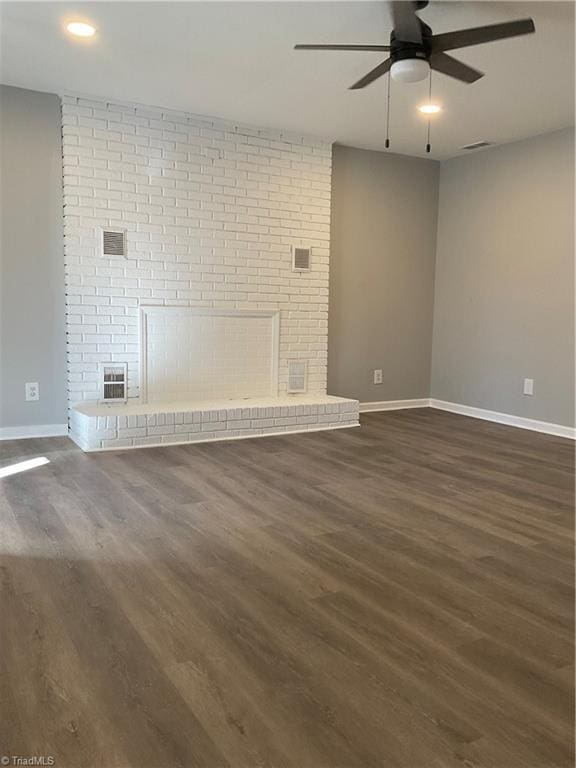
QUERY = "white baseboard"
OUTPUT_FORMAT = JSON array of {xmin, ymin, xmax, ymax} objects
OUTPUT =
[
  {"xmin": 359, "ymin": 397, "xmax": 575, "ymax": 439},
  {"xmin": 1, "ymin": 402, "xmax": 573, "ymax": 442},
  {"xmin": 359, "ymin": 398, "xmax": 430, "ymax": 413},
  {"xmin": 0, "ymin": 424, "xmax": 69, "ymax": 441},
  {"xmin": 429, "ymin": 399, "xmax": 576, "ymax": 440}
]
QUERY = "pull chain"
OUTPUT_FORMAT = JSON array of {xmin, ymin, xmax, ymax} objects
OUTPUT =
[
  {"xmin": 385, "ymin": 72, "xmax": 391, "ymax": 149},
  {"xmin": 426, "ymin": 70, "xmax": 432, "ymax": 154}
]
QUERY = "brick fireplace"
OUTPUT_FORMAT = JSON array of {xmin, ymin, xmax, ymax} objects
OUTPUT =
[{"xmin": 62, "ymin": 94, "xmax": 358, "ymax": 450}]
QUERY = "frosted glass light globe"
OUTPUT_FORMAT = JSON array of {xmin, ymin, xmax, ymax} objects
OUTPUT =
[{"xmin": 390, "ymin": 59, "xmax": 430, "ymax": 83}]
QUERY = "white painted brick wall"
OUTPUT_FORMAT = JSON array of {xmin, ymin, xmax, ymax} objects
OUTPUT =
[{"xmin": 62, "ymin": 95, "xmax": 332, "ymax": 408}]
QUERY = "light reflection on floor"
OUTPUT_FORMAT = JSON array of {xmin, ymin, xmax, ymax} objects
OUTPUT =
[{"xmin": 0, "ymin": 456, "xmax": 50, "ymax": 479}]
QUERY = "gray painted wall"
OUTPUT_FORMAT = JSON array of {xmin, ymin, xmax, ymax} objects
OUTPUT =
[
  {"xmin": 328, "ymin": 144, "xmax": 439, "ymax": 403},
  {"xmin": 431, "ymin": 128, "xmax": 575, "ymax": 427},
  {"xmin": 0, "ymin": 84, "xmax": 66, "ymax": 429},
  {"xmin": 0, "ymin": 83, "xmax": 573, "ymax": 432}
]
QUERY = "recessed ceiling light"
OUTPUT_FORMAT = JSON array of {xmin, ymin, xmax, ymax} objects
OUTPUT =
[
  {"xmin": 418, "ymin": 104, "xmax": 442, "ymax": 115},
  {"xmin": 66, "ymin": 21, "xmax": 96, "ymax": 38}
]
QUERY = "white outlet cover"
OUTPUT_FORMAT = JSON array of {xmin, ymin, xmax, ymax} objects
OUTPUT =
[
  {"xmin": 523, "ymin": 378, "xmax": 534, "ymax": 396},
  {"xmin": 373, "ymin": 369, "xmax": 383, "ymax": 385},
  {"xmin": 25, "ymin": 382, "xmax": 40, "ymax": 401}
]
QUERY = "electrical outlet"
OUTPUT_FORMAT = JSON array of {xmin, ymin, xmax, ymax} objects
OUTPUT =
[
  {"xmin": 25, "ymin": 382, "xmax": 39, "ymax": 401},
  {"xmin": 373, "ymin": 369, "xmax": 383, "ymax": 385},
  {"xmin": 523, "ymin": 378, "xmax": 534, "ymax": 396}
]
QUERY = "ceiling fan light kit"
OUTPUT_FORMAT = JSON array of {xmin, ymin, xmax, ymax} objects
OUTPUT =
[{"xmin": 390, "ymin": 58, "xmax": 429, "ymax": 83}]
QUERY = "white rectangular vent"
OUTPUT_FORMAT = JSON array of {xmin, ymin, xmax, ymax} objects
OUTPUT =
[
  {"xmin": 292, "ymin": 246, "xmax": 311, "ymax": 272},
  {"xmin": 461, "ymin": 141, "xmax": 493, "ymax": 151},
  {"xmin": 101, "ymin": 363, "xmax": 127, "ymax": 403},
  {"xmin": 287, "ymin": 360, "xmax": 307, "ymax": 393},
  {"xmin": 102, "ymin": 229, "xmax": 127, "ymax": 257}
]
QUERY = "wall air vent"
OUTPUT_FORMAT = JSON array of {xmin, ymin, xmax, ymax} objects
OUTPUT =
[
  {"xmin": 101, "ymin": 363, "xmax": 127, "ymax": 403},
  {"xmin": 102, "ymin": 228, "xmax": 127, "ymax": 257},
  {"xmin": 287, "ymin": 360, "xmax": 308, "ymax": 394},
  {"xmin": 292, "ymin": 246, "xmax": 311, "ymax": 272},
  {"xmin": 461, "ymin": 141, "xmax": 493, "ymax": 151}
]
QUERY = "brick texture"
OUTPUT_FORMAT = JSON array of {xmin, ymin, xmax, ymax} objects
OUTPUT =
[
  {"xmin": 62, "ymin": 95, "xmax": 332, "ymax": 409},
  {"xmin": 69, "ymin": 395, "xmax": 359, "ymax": 451}
]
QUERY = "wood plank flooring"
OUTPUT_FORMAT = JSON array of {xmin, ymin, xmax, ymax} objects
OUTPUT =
[{"xmin": 0, "ymin": 408, "xmax": 574, "ymax": 767}]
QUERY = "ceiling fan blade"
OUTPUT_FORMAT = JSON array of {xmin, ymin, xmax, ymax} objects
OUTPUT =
[
  {"xmin": 390, "ymin": 1, "xmax": 422, "ymax": 44},
  {"xmin": 431, "ymin": 18, "xmax": 535, "ymax": 53},
  {"xmin": 430, "ymin": 52, "xmax": 484, "ymax": 83},
  {"xmin": 349, "ymin": 58, "xmax": 392, "ymax": 90},
  {"xmin": 294, "ymin": 44, "xmax": 390, "ymax": 51}
]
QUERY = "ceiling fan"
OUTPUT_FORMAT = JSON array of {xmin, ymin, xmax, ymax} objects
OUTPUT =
[{"xmin": 294, "ymin": 1, "xmax": 535, "ymax": 88}]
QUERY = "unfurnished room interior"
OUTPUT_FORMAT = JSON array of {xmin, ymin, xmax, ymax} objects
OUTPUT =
[{"xmin": 0, "ymin": 1, "xmax": 574, "ymax": 766}]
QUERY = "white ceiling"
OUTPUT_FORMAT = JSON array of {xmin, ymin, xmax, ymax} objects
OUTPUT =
[{"xmin": 0, "ymin": 1, "xmax": 573, "ymax": 159}]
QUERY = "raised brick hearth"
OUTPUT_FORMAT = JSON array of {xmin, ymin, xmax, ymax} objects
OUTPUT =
[{"xmin": 70, "ymin": 395, "xmax": 359, "ymax": 451}]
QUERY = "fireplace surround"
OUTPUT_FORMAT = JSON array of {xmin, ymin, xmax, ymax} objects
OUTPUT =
[{"xmin": 140, "ymin": 305, "xmax": 280, "ymax": 403}]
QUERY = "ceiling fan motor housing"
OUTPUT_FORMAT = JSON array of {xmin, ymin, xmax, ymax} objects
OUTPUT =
[{"xmin": 389, "ymin": 22, "xmax": 432, "ymax": 65}]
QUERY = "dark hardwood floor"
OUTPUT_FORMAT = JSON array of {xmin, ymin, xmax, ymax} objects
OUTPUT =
[{"xmin": 1, "ymin": 409, "xmax": 574, "ymax": 768}]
